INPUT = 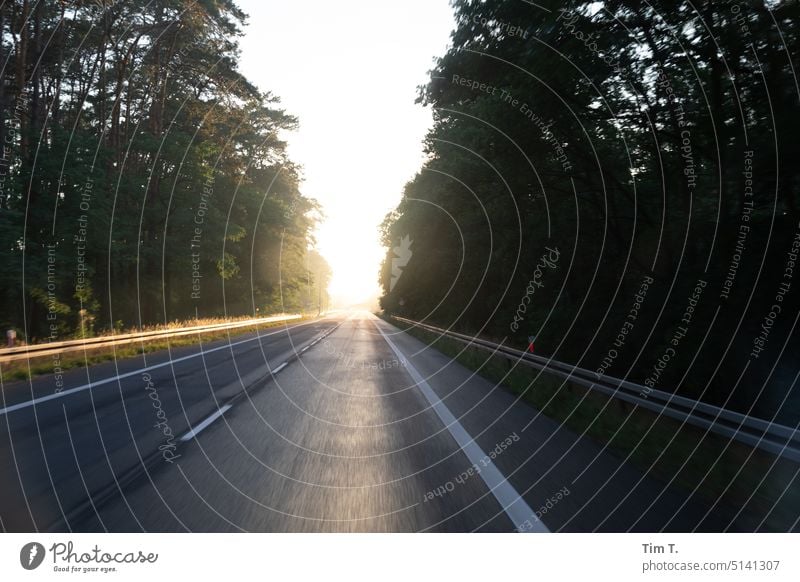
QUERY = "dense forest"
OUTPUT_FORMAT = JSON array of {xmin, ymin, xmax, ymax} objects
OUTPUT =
[
  {"xmin": 381, "ymin": 0, "xmax": 800, "ymax": 423},
  {"xmin": 0, "ymin": 0, "xmax": 329, "ymax": 342}
]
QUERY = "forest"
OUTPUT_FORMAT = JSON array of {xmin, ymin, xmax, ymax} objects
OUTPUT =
[
  {"xmin": 0, "ymin": 0, "xmax": 329, "ymax": 342},
  {"xmin": 380, "ymin": 0, "xmax": 800, "ymax": 423}
]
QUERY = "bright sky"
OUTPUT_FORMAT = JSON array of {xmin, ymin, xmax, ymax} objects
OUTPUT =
[{"xmin": 235, "ymin": 0, "xmax": 454, "ymax": 306}]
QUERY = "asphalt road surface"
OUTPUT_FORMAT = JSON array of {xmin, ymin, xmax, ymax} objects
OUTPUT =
[{"xmin": 0, "ymin": 311, "xmax": 779, "ymax": 532}]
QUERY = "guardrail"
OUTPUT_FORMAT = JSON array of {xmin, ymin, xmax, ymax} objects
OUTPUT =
[
  {"xmin": 390, "ymin": 315, "xmax": 800, "ymax": 463},
  {"xmin": 0, "ymin": 314, "xmax": 303, "ymax": 363}
]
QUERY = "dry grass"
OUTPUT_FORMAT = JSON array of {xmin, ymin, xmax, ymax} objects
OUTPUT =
[{"xmin": 1, "ymin": 315, "xmax": 314, "ymax": 383}]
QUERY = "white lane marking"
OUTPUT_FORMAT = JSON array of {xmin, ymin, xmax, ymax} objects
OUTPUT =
[
  {"xmin": 0, "ymin": 320, "xmax": 323, "ymax": 417},
  {"xmin": 377, "ymin": 323, "xmax": 549, "ymax": 533},
  {"xmin": 180, "ymin": 404, "xmax": 233, "ymax": 442},
  {"xmin": 181, "ymin": 325, "xmax": 342, "ymax": 443}
]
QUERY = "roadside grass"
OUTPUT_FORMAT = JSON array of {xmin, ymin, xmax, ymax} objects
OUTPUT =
[
  {"xmin": 1, "ymin": 315, "xmax": 315, "ymax": 383},
  {"xmin": 11, "ymin": 314, "xmax": 304, "ymax": 345},
  {"xmin": 387, "ymin": 315, "xmax": 799, "ymax": 531}
]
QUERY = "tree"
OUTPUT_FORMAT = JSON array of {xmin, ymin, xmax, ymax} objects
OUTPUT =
[
  {"xmin": 0, "ymin": 0, "xmax": 328, "ymax": 340},
  {"xmin": 380, "ymin": 0, "xmax": 800, "ymax": 420}
]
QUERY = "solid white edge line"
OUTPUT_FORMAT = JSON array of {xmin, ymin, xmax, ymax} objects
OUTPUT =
[
  {"xmin": 0, "ymin": 319, "xmax": 319, "ymax": 417},
  {"xmin": 179, "ymin": 404, "xmax": 233, "ymax": 442},
  {"xmin": 377, "ymin": 322, "xmax": 549, "ymax": 533}
]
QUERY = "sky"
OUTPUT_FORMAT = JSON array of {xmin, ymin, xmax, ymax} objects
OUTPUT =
[{"xmin": 235, "ymin": 0, "xmax": 455, "ymax": 306}]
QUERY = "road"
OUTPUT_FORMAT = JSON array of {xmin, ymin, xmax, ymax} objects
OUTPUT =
[{"xmin": 0, "ymin": 311, "xmax": 778, "ymax": 532}]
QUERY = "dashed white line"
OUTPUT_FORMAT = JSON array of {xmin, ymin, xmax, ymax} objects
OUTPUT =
[
  {"xmin": 180, "ymin": 404, "xmax": 233, "ymax": 442},
  {"xmin": 0, "ymin": 320, "xmax": 322, "ymax": 417},
  {"xmin": 377, "ymin": 322, "xmax": 549, "ymax": 533},
  {"xmin": 180, "ymin": 326, "xmax": 339, "ymax": 443}
]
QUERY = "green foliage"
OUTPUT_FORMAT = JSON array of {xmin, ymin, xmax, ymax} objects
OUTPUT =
[
  {"xmin": 0, "ymin": 0, "xmax": 328, "ymax": 341},
  {"xmin": 380, "ymin": 0, "xmax": 800, "ymax": 422}
]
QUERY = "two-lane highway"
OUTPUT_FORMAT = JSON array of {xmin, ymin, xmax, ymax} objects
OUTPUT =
[{"xmin": 0, "ymin": 311, "xmax": 769, "ymax": 532}]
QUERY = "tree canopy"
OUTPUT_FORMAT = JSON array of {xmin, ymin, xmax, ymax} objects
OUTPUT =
[
  {"xmin": 0, "ymin": 0, "xmax": 329, "ymax": 340},
  {"xmin": 380, "ymin": 0, "xmax": 800, "ymax": 423}
]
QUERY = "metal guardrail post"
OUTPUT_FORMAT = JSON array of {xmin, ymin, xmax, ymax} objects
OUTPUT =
[
  {"xmin": 390, "ymin": 315, "xmax": 800, "ymax": 463},
  {"xmin": 0, "ymin": 314, "xmax": 303, "ymax": 363}
]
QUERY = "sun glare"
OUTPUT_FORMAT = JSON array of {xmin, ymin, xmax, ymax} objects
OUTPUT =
[{"xmin": 318, "ymin": 221, "xmax": 383, "ymax": 308}]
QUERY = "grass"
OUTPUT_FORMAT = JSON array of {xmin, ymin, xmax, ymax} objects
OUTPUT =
[
  {"xmin": 386, "ymin": 315, "xmax": 799, "ymax": 531},
  {"xmin": 1, "ymin": 314, "xmax": 315, "ymax": 383}
]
